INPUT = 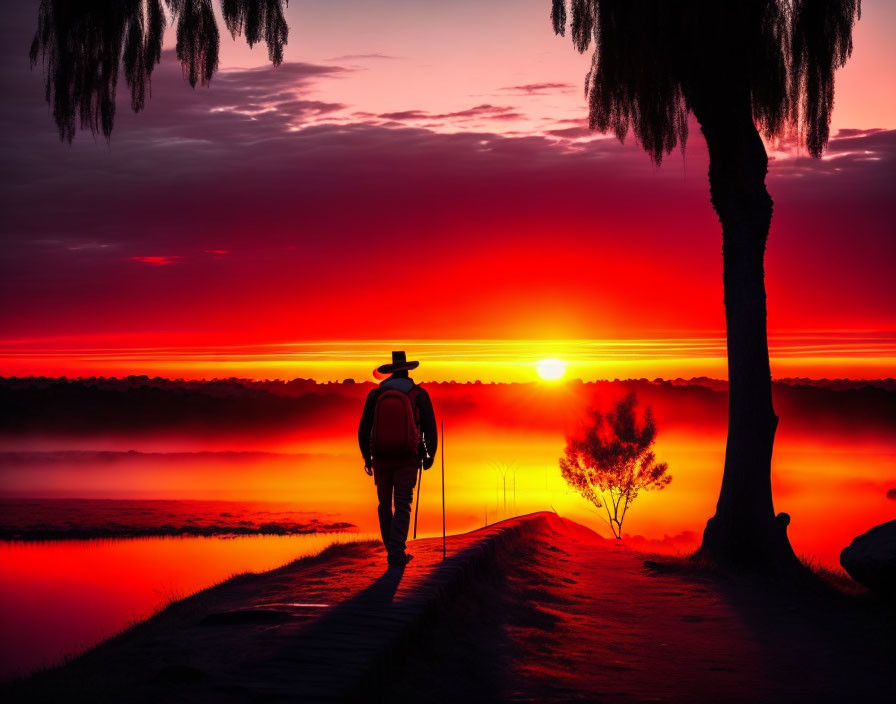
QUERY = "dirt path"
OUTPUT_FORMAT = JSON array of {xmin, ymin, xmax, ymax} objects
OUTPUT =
[{"xmin": 387, "ymin": 515, "xmax": 895, "ymax": 703}]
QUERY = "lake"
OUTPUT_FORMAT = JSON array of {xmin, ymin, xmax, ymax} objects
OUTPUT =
[{"xmin": 0, "ymin": 532, "xmax": 370, "ymax": 681}]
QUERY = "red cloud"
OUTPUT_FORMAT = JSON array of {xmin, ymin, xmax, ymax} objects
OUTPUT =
[
  {"xmin": 501, "ymin": 82, "xmax": 575, "ymax": 95},
  {"xmin": 130, "ymin": 256, "xmax": 181, "ymax": 266}
]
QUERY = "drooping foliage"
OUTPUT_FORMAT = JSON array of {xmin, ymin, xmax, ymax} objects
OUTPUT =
[
  {"xmin": 560, "ymin": 392, "xmax": 671, "ymax": 539},
  {"xmin": 222, "ymin": 0, "xmax": 289, "ymax": 64},
  {"xmin": 29, "ymin": 0, "xmax": 290, "ymax": 141},
  {"xmin": 791, "ymin": 0, "xmax": 862, "ymax": 156},
  {"xmin": 29, "ymin": 0, "xmax": 163, "ymax": 141},
  {"xmin": 549, "ymin": 0, "xmax": 861, "ymax": 163},
  {"xmin": 167, "ymin": 0, "xmax": 220, "ymax": 88}
]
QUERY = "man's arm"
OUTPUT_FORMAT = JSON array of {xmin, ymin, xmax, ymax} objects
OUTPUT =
[
  {"xmin": 416, "ymin": 386, "xmax": 437, "ymax": 468},
  {"xmin": 358, "ymin": 389, "xmax": 379, "ymax": 465}
]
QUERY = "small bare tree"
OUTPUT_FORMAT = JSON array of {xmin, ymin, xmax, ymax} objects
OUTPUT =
[{"xmin": 560, "ymin": 392, "xmax": 671, "ymax": 539}]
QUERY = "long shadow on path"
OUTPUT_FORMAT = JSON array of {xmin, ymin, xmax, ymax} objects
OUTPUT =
[{"xmin": 237, "ymin": 521, "xmax": 536, "ymax": 702}]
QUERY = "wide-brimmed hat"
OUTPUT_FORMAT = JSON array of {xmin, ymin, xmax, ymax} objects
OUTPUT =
[{"xmin": 375, "ymin": 350, "xmax": 419, "ymax": 377}]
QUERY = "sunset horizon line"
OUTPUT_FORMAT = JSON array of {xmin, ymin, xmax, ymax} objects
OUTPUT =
[
  {"xmin": 1, "ymin": 333, "xmax": 893, "ymax": 381},
  {"xmin": 2, "ymin": 374, "xmax": 893, "ymax": 384}
]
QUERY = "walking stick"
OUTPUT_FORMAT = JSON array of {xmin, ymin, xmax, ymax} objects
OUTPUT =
[
  {"xmin": 413, "ymin": 432, "xmax": 431, "ymax": 541},
  {"xmin": 441, "ymin": 420, "xmax": 446, "ymax": 560},
  {"xmin": 413, "ymin": 461, "xmax": 422, "ymax": 540}
]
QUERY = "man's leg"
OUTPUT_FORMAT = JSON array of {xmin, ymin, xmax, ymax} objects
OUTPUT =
[
  {"xmin": 374, "ymin": 468, "xmax": 394, "ymax": 550},
  {"xmin": 387, "ymin": 465, "xmax": 419, "ymax": 560}
]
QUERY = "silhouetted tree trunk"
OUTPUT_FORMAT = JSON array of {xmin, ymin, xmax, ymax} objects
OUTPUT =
[{"xmin": 691, "ymin": 89, "xmax": 802, "ymax": 573}]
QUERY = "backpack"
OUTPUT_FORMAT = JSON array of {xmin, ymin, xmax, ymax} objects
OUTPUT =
[{"xmin": 370, "ymin": 386, "xmax": 421, "ymax": 466}]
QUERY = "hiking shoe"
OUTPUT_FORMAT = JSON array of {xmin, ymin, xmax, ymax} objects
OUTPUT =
[{"xmin": 387, "ymin": 553, "xmax": 414, "ymax": 567}]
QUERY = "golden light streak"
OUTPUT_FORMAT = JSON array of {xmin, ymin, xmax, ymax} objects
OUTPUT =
[{"xmin": 0, "ymin": 335, "xmax": 893, "ymax": 381}]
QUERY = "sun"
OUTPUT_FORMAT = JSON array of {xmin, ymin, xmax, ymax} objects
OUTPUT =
[{"xmin": 536, "ymin": 358, "xmax": 566, "ymax": 381}]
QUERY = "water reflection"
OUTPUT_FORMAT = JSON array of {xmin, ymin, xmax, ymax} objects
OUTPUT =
[
  {"xmin": 29, "ymin": 0, "xmax": 289, "ymax": 141},
  {"xmin": 0, "ymin": 531, "xmax": 368, "ymax": 680}
]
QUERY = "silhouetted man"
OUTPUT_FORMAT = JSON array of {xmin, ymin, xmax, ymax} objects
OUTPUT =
[{"xmin": 358, "ymin": 351, "xmax": 437, "ymax": 567}]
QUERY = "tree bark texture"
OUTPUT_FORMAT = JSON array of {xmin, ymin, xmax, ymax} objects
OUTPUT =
[{"xmin": 691, "ymin": 89, "xmax": 801, "ymax": 573}]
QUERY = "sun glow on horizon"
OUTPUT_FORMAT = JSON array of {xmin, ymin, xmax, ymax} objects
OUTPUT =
[
  {"xmin": 536, "ymin": 358, "xmax": 566, "ymax": 381},
  {"xmin": 0, "ymin": 335, "xmax": 894, "ymax": 381}
]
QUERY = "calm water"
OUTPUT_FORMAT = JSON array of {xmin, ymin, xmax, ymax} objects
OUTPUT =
[{"xmin": 0, "ymin": 532, "xmax": 369, "ymax": 681}]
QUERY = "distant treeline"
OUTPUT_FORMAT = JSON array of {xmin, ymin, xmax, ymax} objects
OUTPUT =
[
  {"xmin": 0, "ymin": 496, "xmax": 357, "ymax": 541},
  {"xmin": 1, "ymin": 376, "xmax": 893, "ymax": 437},
  {"xmin": 0, "ymin": 521, "xmax": 358, "ymax": 541},
  {"xmin": 0, "ymin": 376, "xmax": 361, "ymax": 435}
]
